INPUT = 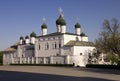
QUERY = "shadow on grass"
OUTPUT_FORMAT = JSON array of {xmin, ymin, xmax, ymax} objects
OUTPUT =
[{"xmin": 0, "ymin": 70, "xmax": 113, "ymax": 81}]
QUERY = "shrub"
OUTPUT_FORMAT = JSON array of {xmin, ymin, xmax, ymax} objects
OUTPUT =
[
  {"xmin": 86, "ymin": 64, "xmax": 120, "ymax": 70},
  {"xmin": 118, "ymin": 61, "xmax": 120, "ymax": 66},
  {"xmin": 0, "ymin": 51, "xmax": 3, "ymax": 64},
  {"xmin": 10, "ymin": 64, "xmax": 74, "ymax": 67}
]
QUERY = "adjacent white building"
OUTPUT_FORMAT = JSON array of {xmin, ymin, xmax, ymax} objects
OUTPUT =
[{"xmin": 3, "ymin": 9, "xmax": 95, "ymax": 67}]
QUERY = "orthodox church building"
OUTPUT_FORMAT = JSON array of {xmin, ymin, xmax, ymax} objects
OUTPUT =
[{"xmin": 3, "ymin": 8, "xmax": 95, "ymax": 67}]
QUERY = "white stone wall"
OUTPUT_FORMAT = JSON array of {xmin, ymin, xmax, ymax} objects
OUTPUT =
[
  {"xmin": 63, "ymin": 34, "xmax": 76, "ymax": 44},
  {"xmin": 25, "ymin": 39, "xmax": 30, "ymax": 44},
  {"xmin": 4, "ymin": 45, "xmax": 35, "ymax": 64},
  {"xmin": 3, "ymin": 53, "xmax": 10, "ymax": 65},
  {"xmin": 31, "ymin": 37, "xmax": 35, "ymax": 44},
  {"xmin": 25, "ymin": 50, "xmax": 34, "ymax": 57},
  {"xmin": 3, "ymin": 52, "xmax": 16, "ymax": 65},
  {"xmin": 61, "ymin": 25, "xmax": 66, "ymax": 33},
  {"xmin": 36, "ymin": 36, "xmax": 62, "ymax": 57},
  {"xmin": 73, "ymin": 46, "xmax": 95, "ymax": 56},
  {"xmin": 17, "ymin": 45, "xmax": 22, "ymax": 57},
  {"xmin": 19, "ymin": 39, "xmax": 23, "ymax": 45},
  {"xmin": 52, "ymin": 56, "xmax": 65, "ymax": 64},
  {"xmin": 18, "ymin": 45, "xmax": 34, "ymax": 57},
  {"xmin": 71, "ymin": 46, "xmax": 95, "ymax": 67},
  {"xmin": 35, "ymin": 39, "xmax": 39, "ymax": 57},
  {"xmin": 81, "ymin": 36, "xmax": 88, "ymax": 42},
  {"xmin": 56, "ymin": 25, "xmax": 61, "ymax": 32},
  {"xmin": 62, "ymin": 46, "xmax": 73, "ymax": 56},
  {"xmin": 75, "ymin": 28, "xmax": 81, "ymax": 35},
  {"xmin": 61, "ymin": 46, "xmax": 95, "ymax": 67},
  {"xmin": 3, "ymin": 31, "xmax": 95, "ymax": 66},
  {"xmin": 13, "ymin": 57, "xmax": 19, "ymax": 64},
  {"xmin": 69, "ymin": 55, "xmax": 87, "ymax": 67},
  {"xmin": 42, "ymin": 28, "xmax": 47, "ymax": 35},
  {"xmin": 61, "ymin": 34, "xmax": 81, "ymax": 55},
  {"xmin": 63, "ymin": 33, "xmax": 90, "ymax": 45}
]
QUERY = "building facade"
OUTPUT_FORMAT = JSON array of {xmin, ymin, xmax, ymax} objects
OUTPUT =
[{"xmin": 3, "ymin": 9, "xmax": 95, "ymax": 67}]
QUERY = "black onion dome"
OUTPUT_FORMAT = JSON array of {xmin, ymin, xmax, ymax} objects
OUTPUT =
[
  {"xmin": 41, "ymin": 23, "xmax": 47, "ymax": 29},
  {"xmin": 25, "ymin": 35, "xmax": 29, "ymax": 39},
  {"xmin": 75, "ymin": 22, "xmax": 81, "ymax": 28},
  {"xmin": 30, "ymin": 32, "xmax": 36, "ymax": 37},
  {"xmin": 56, "ymin": 15, "xmax": 66, "ymax": 25},
  {"xmin": 20, "ymin": 36, "xmax": 24, "ymax": 40},
  {"xmin": 80, "ymin": 32, "xmax": 87, "ymax": 36}
]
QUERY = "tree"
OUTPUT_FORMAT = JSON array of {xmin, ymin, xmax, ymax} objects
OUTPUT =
[
  {"xmin": 87, "ymin": 49, "xmax": 99, "ymax": 64},
  {"xmin": 105, "ymin": 52, "xmax": 119, "ymax": 65},
  {"xmin": 95, "ymin": 18, "xmax": 120, "ymax": 57}
]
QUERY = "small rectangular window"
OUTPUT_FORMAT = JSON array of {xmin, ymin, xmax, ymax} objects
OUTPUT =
[
  {"xmin": 59, "ymin": 43, "xmax": 61, "ymax": 48},
  {"xmin": 80, "ymin": 53, "xmax": 82, "ymax": 55},
  {"xmin": 55, "ymin": 43, "xmax": 57, "ymax": 49},
  {"xmin": 39, "ymin": 44, "xmax": 40, "ymax": 50},
  {"xmin": 45, "ymin": 43, "xmax": 49, "ymax": 50}
]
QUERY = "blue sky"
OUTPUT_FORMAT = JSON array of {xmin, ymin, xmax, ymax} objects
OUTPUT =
[{"xmin": 0, "ymin": 0, "xmax": 120, "ymax": 51}]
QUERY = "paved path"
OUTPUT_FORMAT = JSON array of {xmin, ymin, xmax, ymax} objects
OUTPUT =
[{"xmin": 0, "ymin": 66, "xmax": 120, "ymax": 81}]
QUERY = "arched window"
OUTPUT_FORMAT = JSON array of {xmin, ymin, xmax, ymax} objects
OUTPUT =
[
  {"xmin": 55, "ymin": 42, "xmax": 57, "ymax": 49},
  {"xmin": 52, "ymin": 43, "xmax": 54, "ymax": 49},
  {"xmin": 45, "ymin": 43, "xmax": 49, "ymax": 50},
  {"xmin": 22, "ymin": 54, "xmax": 24, "ymax": 57},
  {"xmin": 52, "ymin": 42, "xmax": 57, "ymax": 49},
  {"xmin": 39, "ymin": 44, "xmax": 40, "ymax": 50},
  {"xmin": 76, "ymin": 37, "xmax": 79, "ymax": 41},
  {"xmin": 80, "ymin": 53, "xmax": 82, "ymax": 55},
  {"xmin": 47, "ymin": 43, "xmax": 49, "ymax": 49},
  {"xmin": 59, "ymin": 43, "xmax": 61, "ymax": 48}
]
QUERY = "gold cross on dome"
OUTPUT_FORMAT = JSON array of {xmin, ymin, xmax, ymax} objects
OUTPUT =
[
  {"xmin": 42, "ymin": 17, "xmax": 46, "ymax": 23},
  {"xmin": 76, "ymin": 17, "xmax": 79, "ymax": 23},
  {"xmin": 58, "ymin": 7, "xmax": 64, "ymax": 17}
]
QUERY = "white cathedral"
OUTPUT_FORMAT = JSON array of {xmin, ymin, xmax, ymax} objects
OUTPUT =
[{"xmin": 3, "ymin": 8, "xmax": 95, "ymax": 67}]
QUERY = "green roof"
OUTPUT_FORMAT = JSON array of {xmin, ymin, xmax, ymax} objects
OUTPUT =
[
  {"xmin": 56, "ymin": 15, "xmax": 66, "ymax": 25},
  {"xmin": 65, "ymin": 41, "xmax": 94, "ymax": 46}
]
